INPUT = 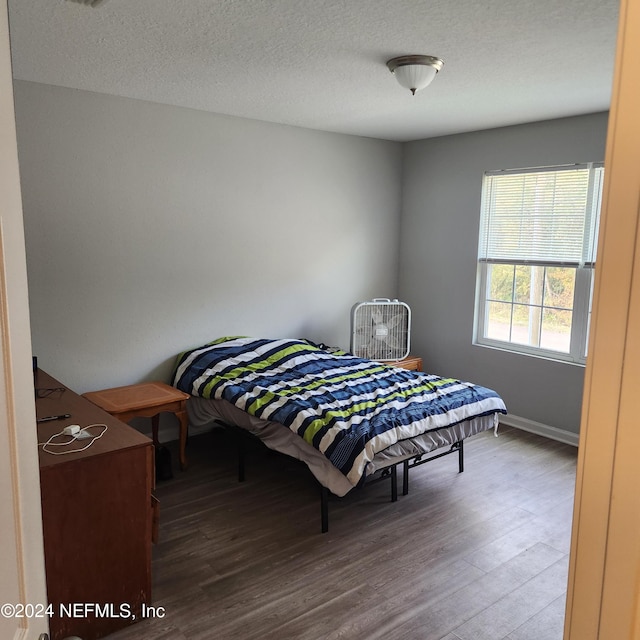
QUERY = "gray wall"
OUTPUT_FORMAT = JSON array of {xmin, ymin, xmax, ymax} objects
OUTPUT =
[
  {"xmin": 15, "ymin": 81, "xmax": 403, "ymax": 393},
  {"xmin": 399, "ymin": 112, "xmax": 609, "ymax": 433},
  {"xmin": 14, "ymin": 80, "xmax": 608, "ymax": 434}
]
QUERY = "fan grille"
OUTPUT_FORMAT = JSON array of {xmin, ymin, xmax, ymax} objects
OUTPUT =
[{"xmin": 351, "ymin": 300, "xmax": 411, "ymax": 361}]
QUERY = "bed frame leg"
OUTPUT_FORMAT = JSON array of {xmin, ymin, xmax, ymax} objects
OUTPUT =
[
  {"xmin": 403, "ymin": 460, "xmax": 409, "ymax": 495},
  {"xmin": 458, "ymin": 439, "xmax": 464, "ymax": 473},
  {"xmin": 320, "ymin": 486, "xmax": 329, "ymax": 533},
  {"xmin": 391, "ymin": 464, "xmax": 398, "ymax": 502}
]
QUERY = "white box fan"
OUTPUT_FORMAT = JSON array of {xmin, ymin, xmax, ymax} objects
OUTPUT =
[{"xmin": 350, "ymin": 298, "xmax": 411, "ymax": 361}]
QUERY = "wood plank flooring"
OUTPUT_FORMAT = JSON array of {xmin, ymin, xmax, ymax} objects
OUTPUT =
[{"xmin": 107, "ymin": 424, "xmax": 577, "ymax": 640}]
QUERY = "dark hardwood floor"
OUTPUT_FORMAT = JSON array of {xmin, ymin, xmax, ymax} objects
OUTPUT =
[{"xmin": 107, "ymin": 424, "xmax": 577, "ymax": 640}]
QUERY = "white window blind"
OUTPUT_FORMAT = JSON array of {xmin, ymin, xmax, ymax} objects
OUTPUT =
[{"xmin": 478, "ymin": 164, "xmax": 604, "ymax": 267}]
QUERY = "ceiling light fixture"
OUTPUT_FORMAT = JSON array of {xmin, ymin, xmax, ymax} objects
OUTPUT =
[{"xmin": 386, "ymin": 55, "xmax": 444, "ymax": 95}]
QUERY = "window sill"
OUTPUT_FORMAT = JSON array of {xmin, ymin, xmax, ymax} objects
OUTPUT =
[{"xmin": 473, "ymin": 340, "xmax": 587, "ymax": 368}]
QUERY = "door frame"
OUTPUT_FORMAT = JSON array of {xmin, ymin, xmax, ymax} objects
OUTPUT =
[
  {"xmin": 0, "ymin": 2, "xmax": 49, "ymax": 638},
  {"xmin": 564, "ymin": 0, "xmax": 640, "ymax": 636}
]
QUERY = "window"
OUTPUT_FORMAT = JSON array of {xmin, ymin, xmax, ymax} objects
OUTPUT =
[{"xmin": 474, "ymin": 163, "xmax": 604, "ymax": 364}]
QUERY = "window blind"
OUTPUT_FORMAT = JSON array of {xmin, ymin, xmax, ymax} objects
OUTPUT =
[{"xmin": 478, "ymin": 164, "xmax": 604, "ymax": 267}]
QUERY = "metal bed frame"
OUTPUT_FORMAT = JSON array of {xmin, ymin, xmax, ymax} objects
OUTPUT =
[{"xmin": 230, "ymin": 423, "xmax": 465, "ymax": 533}]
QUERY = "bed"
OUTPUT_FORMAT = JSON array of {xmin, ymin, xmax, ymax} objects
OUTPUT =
[{"xmin": 172, "ymin": 336, "xmax": 507, "ymax": 531}]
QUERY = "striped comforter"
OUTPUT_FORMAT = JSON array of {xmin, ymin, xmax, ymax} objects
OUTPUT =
[{"xmin": 173, "ymin": 337, "xmax": 507, "ymax": 488}]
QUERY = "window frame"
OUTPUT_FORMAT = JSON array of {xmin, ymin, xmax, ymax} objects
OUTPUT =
[{"xmin": 473, "ymin": 163, "xmax": 603, "ymax": 365}]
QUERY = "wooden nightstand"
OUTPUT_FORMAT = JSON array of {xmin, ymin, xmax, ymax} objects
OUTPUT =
[
  {"xmin": 83, "ymin": 381, "xmax": 190, "ymax": 470},
  {"xmin": 386, "ymin": 355, "xmax": 423, "ymax": 371}
]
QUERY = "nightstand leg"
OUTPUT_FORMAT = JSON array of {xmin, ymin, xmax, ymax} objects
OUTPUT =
[
  {"xmin": 176, "ymin": 405, "xmax": 189, "ymax": 470},
  {"xmin": 151, "ymin": 414, "xmax": 160, "ymax": 447}
]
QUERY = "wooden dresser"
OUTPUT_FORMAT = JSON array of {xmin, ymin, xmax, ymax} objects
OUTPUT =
[{"xmin": 35, "ymin": 370, "xmax": 154, "ymax": 640}]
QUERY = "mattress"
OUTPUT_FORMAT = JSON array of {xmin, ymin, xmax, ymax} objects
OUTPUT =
[{"xmin": 174, "ymin": 337, "xmax": 507, "ymax": 490}]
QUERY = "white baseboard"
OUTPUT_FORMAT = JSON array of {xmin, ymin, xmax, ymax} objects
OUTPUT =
[{"xmin": 500, "ymin": 414, "xmax": 579, "ymax": 447}]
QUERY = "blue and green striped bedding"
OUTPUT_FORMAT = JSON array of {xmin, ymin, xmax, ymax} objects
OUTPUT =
[{"xmin": 173, "ymin": 337, "xmax": 507, "ymax": 487}]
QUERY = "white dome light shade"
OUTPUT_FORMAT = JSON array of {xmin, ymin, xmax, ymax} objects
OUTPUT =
[
  {"xmin": 387, "ymin": 55, "xmax": 444, "ymax": 95},
  {"xmin": 394, "ymin": 64, "xmax": 438, "ymax": 93}
]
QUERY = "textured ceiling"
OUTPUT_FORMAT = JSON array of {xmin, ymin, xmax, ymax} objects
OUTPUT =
[{"xmin": 7, "ymin": 0, "xmax": 619, "ymax": 141}]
